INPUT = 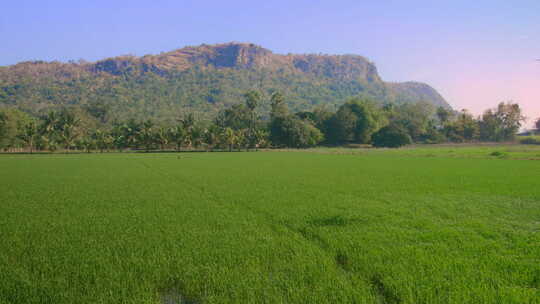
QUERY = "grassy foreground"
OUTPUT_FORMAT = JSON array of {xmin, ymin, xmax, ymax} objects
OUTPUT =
[
  {"xmin": 294, "ymin": 143, "xmax": 540, "ymax": 160},
  {"xmin": 1, "ymin": 148, "xmax": 539, "ymax": 303}
]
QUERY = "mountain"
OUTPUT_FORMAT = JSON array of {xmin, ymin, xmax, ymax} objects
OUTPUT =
[{"xmin": 0, "ymin": 42, "xmax": 450, "ymax": 123}]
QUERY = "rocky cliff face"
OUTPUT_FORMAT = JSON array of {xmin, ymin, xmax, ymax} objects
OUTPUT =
[
  {"xmin": 91, "ymin": 43, "xmax": 383, "ymax": 82},
  {"xmin": 90, "ymin": 43, "xmax": 446, "ymax": 106}
]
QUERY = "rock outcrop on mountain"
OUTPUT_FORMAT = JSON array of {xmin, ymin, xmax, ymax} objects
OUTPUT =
[{"xmin": 0, "ymin": 42, "xmax": 450, "ymax": 121}]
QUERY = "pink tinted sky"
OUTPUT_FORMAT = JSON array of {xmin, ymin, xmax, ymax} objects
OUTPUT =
[{"xmin": 379, "ymin": 40, "xmax": 540, "ymax": 128}]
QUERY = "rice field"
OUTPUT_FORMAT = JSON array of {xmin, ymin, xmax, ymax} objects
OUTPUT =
[{"xmin": 1, "ymin": 147, "xmax": 539, "ymax": 303}]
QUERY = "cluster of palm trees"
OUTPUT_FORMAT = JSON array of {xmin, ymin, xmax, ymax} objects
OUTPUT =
[
  {"xmin": 106, "ymin": 114, "xmax": 268, "ymax": 153},
  {"xmin": 18, "ymin": 111, "xmax": 269, "ymax": 153},
  {"xmin": 16, "ymin": 110, "xmax": 81, "ymax": 153}
]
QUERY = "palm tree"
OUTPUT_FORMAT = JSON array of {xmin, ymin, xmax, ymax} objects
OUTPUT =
[
  {"xmin": 18, "ymin": 120, "xmax": 38, "ymax": 153},
  {"xmin": 59, "ymin": 124, "xmax": 79, "ymax": 152},
  {"xmin": 222, "ymin": 127, "xmax": 237, "ymax": 152},
  {"xmin": 54, "ymin": 110, "xmax": 81, "ymax": 152},
  {"xmin": 179, "ymin": 113, "xmax": 196, "ymax": 149},
  {"xmin": 42, "ymin": 111, "xmax": 58, "ymax": 134},
  {"xmin": 236, "ymin": 129, "xmax": 248, "ymax": 151},
  {"xmin": 40, "ymin": 111, "xmax": 59, "ymax": 150},
  {"xmin": 138, "ymin": 120, "xmax": 154, "ymax": 152},
  {"xmin": 179, "ymin": 113, "xmax": 195, "ymax": 133},
  {"xmin": 204, "ymin": 125, "xmax": 221, "ymax": 151},
  {"xmin": 111, "ymin": 121, "xmax": 133, "ymax": 151},
  {"xmin": 78, "ymin": 137, "xmax": 94, "ymax": 153},
  {"xmin": 168, "ymin": 125, "xmax": 186, "ymax": 151},
  {"xmin": 190, "ymin": 125, "xmax": 205, "ymax": 150},
  {"xmin": 253, "ymin": 129, "xmax": 268, "ymax": 151},
  {"xmin": 244, "ymin": 90, "xmax": 261, "ymax": 149},
  {"xmin": 93, "ymin": 129, "xmax": 113, "ymax": 153},
  {"xmin": 155, "ymin": 127, "xmax": 169, "ymax": 150},
  {"xmin": 103, "ymin": 133, "xmax": 114, "ymax": 152},
  {"xmin": 125, "ymin": 119, "xmax": 141, "ymax": 149}
]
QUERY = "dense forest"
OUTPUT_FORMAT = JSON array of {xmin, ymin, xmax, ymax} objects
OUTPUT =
[
  {"xmin": 0, "ymin": 43, "xmax": 449, "ymax": 123},
  {"xmin": 0, "ymin": 89, "xmax": 532, "ymax": 152}
]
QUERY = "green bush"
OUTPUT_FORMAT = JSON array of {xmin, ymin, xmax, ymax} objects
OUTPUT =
[
  {"xmin": 519, "ymin": 136, "xmax": 540, "ymax": 145},
  {"xmin": 489, "ymin": 151, "xmax": 507, "ymax": 158},
  {"xmin": 372, "ymin": 125, "xmax": 412, "ymax": 148}
]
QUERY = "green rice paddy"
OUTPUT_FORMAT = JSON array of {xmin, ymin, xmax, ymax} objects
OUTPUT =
[{"xmin": 1, "ymin": 147, "xmax": 539, "ymax": 303}]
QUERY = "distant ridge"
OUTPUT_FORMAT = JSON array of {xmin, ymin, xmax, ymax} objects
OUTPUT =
[{"xmin": 0, "ymin": 42, "xmax": 450, "ymax": 121}]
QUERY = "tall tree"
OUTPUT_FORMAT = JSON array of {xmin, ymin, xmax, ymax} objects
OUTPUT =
[
  {"xmin": 77, "ymin": 136, "xmax": 95, "ymax": 153},
  {"xmin": 0, "ymin": 109, "xmax": 31, "ymax": 151},
  {"xmin": 253, "ymin": 129, "xmax": 269, "ymax": 150},
  {"xmin": 93, "ymin": 129, "xmax": 113, "ymax": 153},
  {"xmin": 39, "ymin": 111, "xmax": 60, "ymax": 150},
  {"xmin": 179, "ymin": 113, "xmax": 196, "ymax": 148},
  {"xmin": 269, "ymin": 91, "xmax": 290, "ymax": 146},
  {"xmin": 329, "ymin": 98, "xmax": 385, "ymax": 144},
  {"xmin": 0, "ymin": 112, "xmax": 9, "ymax": 150},
  {"xmin": 204, "ymin": 125, "xmax": 221, "ymax": 151},
  {"xmin": 168, "ymin": 125, "xmax": 187, "ymax": 151},
  {"xmin": 391, "ymin": 101, "xmax": 435, "ymax": 142},
  {"xmin": 18, "ymin": 120, "xmax": 38, "ymax": 153},
  {"xmin": 436, "ymin": 106, "xmax": 454, "ymax": 126},
  {"xmin": 155, "ymin": 127, "xmax": 169, "ymax": 150},
  {"xmin": 235, "ymin": 129, "xmax": 248, "ymax": 151},
  {"xmin": 270, "ymin": 114, "xmax": 324, "ymax": 148},
  {"xmin": 479, "ymin": 102, "xmax": 524, "ymax": 141},
  {"xmin": 138, "ymin": 120, "xmax": 155, "ymax": 152},
  {"xmin": 270, "ymin": 91, "xmax": 287, "ymax": 118},
  {"xmin": 215, "ymin": 104, "xmax": 250, "ymax": 130},
  {"xmin": 222, "ymin": 127, "xmax": 237, "ymax": 152},
  {"xmin": 244, "ymin": 90, "xmax": 261, "ymax": 149},
  {"xmin": 443, "ymin": 110, "xmax": 479, "ymax": 142},
  {"xmin": 190, "ymin": 125, "xmax": 205, "ymax": 149},
  {"xmin": 57, "ymin": 110, "xmax": 81, "ymax": 152}
]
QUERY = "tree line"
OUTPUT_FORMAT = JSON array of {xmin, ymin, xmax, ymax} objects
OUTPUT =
[{"xmin": 0, "ymin": 90, "xmax": 534, "ymax": 153}]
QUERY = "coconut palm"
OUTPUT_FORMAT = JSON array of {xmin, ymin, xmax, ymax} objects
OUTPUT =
[
  {"xmin": 179, "ymin": 113, "xmax": 195, "ymax": 134},
  {"xmin": 244, "ymin": 90, "xmax": 261, "ymax": 149},
  {"xmin": 179, "ymin": 113, "xmax": 196, "ymax": 148},
  {"xmin": 204, "ymin": 125, "xmax": 221, "ymax": 151},
  {"xmin": 125, "ymin": 119, "xmax": 141, "ymax": 149},
  {"xmin": 253, "ymin": 129, "xmax": 269, "ymax": 151},
  {"xmin": 77, "ymin": 137, "xmax": 94, "ymax": 153},
  {"xmin": 93, "ymin": 129, "xmax": 113, "ymax": 153},
  {"xmin": 138, "ymin": 120, "xmax": 154, "ymax": 152},
  {"xmin": 155, "ymin": 127, "xmax": 169, "ymax": 150},
  {"xmin": 168, "ymin": 125, "xmax": 186, "ymax": 151},
  {"xmin": 222, "ymin": 127, "xmax": 237, "ymax": 152},
  {"xmin": 40, "ymin": 111, "xmax": 60, "ymax": 149},
  {"xmin": 58, "ymin": 123, "xmax": 79, "ymax": 152},
  {"xmin": 236, "ymin": 129, "xmax": 249, "ymax": 151},
  {"xmin": 190, "ymin": 125, "xmax": 205, "ymax": 150},
  {"xmin": 18, "ymin": 120, "xmax": 38, "ymax": 153},
  {"xmin": 42, "ymin": 111, "xmax": 59, "ymax": 135},
  {"xmin": 56, "ymin": 110, "xmax": 81, "ymax": 152}
]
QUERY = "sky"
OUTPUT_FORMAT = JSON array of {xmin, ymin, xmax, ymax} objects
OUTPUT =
[{"xmin": 1, "ymin": 0, "xmax": 539, "ymax": 126}]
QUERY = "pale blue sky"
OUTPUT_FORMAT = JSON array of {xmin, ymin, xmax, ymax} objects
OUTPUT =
[{"xmin": 1, "ymin": 0, "xmax": 539, "ymax": 123}]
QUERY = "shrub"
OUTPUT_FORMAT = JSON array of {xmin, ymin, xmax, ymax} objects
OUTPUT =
[
  {"xmin": 371, "ymin": 125, "xmax": 412, "ymax": 148},
  {"xmin": 519, "ymin": 136, "xmax": 540, "ymax": 145},
  {"xmin": 490, "ymin": 151, "xmax": 507, "ymax": 158}
]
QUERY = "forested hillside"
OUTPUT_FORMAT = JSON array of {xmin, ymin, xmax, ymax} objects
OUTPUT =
[{"xmin": 0, "ymin": 43, "xmax": 449, "ymax": 123}]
